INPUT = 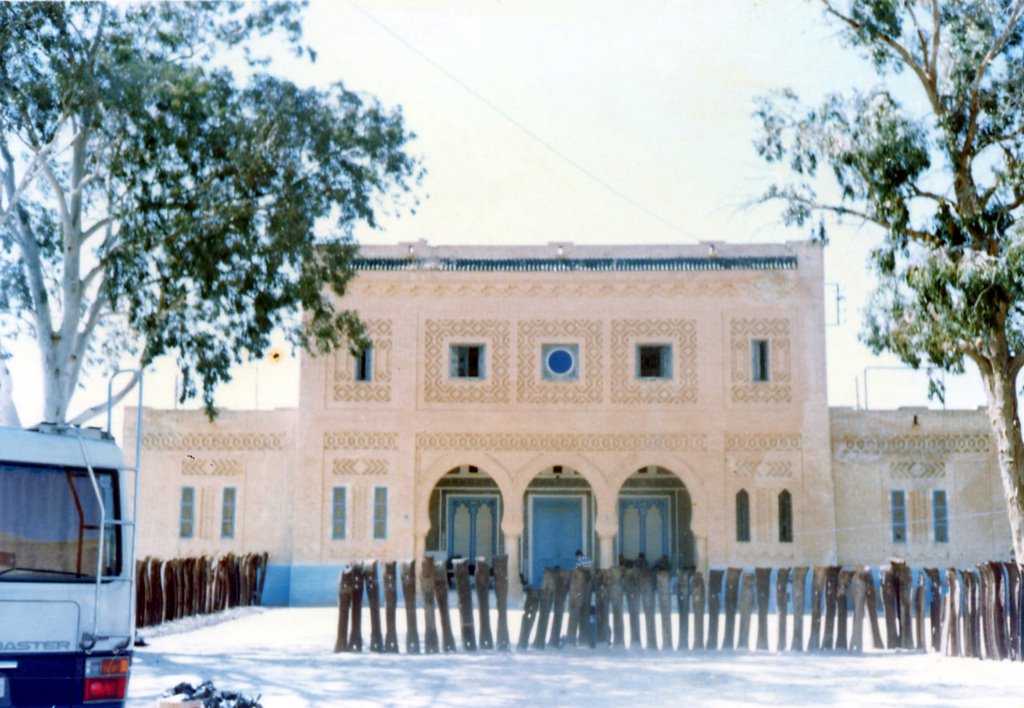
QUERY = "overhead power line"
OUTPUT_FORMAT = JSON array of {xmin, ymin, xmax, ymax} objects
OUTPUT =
[{"xmin": 348, "ymin": 1, "xmax": 699, "ymax": 242}]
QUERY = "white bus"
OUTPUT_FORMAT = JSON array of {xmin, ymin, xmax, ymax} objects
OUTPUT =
[{"xmin": 0, "ymin": 384, "xmax": 140, "ymax": 707}]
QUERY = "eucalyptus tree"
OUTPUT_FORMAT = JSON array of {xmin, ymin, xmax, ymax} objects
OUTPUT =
[
  {"xmin": 0, "ymin": 1, "xmax": 420, "ymax": 426},
  {"xmin": 755, "ymin": 0, "xmax": 1024, "ymax": 557}
]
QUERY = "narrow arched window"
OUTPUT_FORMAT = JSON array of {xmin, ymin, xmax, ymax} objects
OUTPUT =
[
  {"xmin": 736, "ymin": 489, "xmax": 750, "ymax": 543},
  {"xmin": 778, "ymin": 489, "xmax": 793, "ymax": 543}
]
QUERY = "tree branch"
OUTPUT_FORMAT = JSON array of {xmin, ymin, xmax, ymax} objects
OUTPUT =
[
  {"xmin": 772, "ymin": 191, "xmax": 936, "ymax": 243},
  {"xmin": 820, "ymin": 0, "xmax": 942, "ymax": 115},
  {"xmin": 66, "ymin": 372, "xmax": 138, "ymax": 427},
  {"xmin": 961, "ymin": 0, "xmax": 1024, "ymax": 184}
]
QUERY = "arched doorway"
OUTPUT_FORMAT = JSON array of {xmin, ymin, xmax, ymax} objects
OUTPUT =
[
  {"xmin": 523, "ymin": 465, "xmax": 594, "ymax": 587},
  {"xmin": 617, "ymin": 465, "xmax": 695, "ymax": 570},
  {"xmin": 426, "ymin": 465, "xmax": 503, "ymax": 564}
]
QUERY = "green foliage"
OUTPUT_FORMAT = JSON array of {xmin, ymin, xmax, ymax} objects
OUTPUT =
[
  {"xmin": 0, "ymin": 2, "xmax": 421, "ymax": 419},
  {"xmin": 755, "ymin": 0, "xmax": 1024, "ymax": 387}
]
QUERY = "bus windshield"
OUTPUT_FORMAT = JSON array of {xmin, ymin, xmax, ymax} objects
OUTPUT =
[{"xmin": 0, "ymin": 463, "xmax": 120, "ymax": 581}]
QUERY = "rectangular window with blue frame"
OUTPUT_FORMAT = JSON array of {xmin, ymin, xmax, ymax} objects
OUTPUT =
[
  {"xmin": 373, "ymin": 486, "xmax": 388, "ymax": 540},
  {"xmin": 180, "ymin": 486, "xmax": 195, "ymax": 539},
  {"xmin": 221, "ymin": 486, "xmax": 237, "ymax": 539},
  {"xmin": 332, "ymin": 486, "xmax": 348, "ymax": 540},
  {"xmin": 890, "ymin": 489, "xmax": 907, "ymax": 543},
  {"xmin": 933, "ymin": 489, "xmax": 949, "ymax": 543}
]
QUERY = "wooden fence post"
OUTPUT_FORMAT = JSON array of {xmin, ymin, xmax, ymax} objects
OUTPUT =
[
  {"xmin": 723, "ymin": 568, "xmax": 741, "ymax": 650},
  {"xmin": 518, "ymin": 588, "xmax": 540, "ymax": 650},
  {"xmin": 641, "ymin": 570, "xmax": 658, "ymax": 651},
  {"xmin": 624, "ymin": 568, "xmax": 642, "ymax": 651},
  {"xmin": 836, "ymin": 570, "xmax": 853, "ymax": 651},
  {"xmin": 348, "ymin": 563, "xmax": 364, "ymax": 652},
  {"xmin": 965, "ymin": 570, "xmax": 981, "ymax": 658},
  {"xmin": 595, "ymin": 569, "xmax": 611, "ymax": 646},
  {"xmin": 863, "ymin": 568, "xmax": 883, "ymax": 650},
  {"xmin": 420, "ymin": 557, "xmax": 440, "ymax": 654},
  {"xmin": 850, "ymin": 569, "xmax": 865, "ymax": 653},
  {"xmin": 737, "ymin": 572, "xmax": 754, "ymax": 651},
  {"xmin": 808, "ymin": 567, "xmax": 825, "ymax": 651},
  {"xmin": 924, "ymin": 568, "xmax": 941, "ymax": 653},
  {"xmin": 913, "ymin": 571, "xmax": 926, "ymax": 652},
  {"xmin": 676, "ymin": 569, "xmax": 692, "ymax": 652},
  {"xmin": 657, "ymin": 570, "xmax": 672, "ymax": 651},
  {"xmin": 493, "ymin": 555, "xmax": 510, "ymax": 651},
  {"xmin": 433, "ymin": 561, "xmax": 457, "ymax": 653},
  {"xmin": 549, "ymin": 568, "xmax": 570, "ymax": 648},
  {"xmin": 821, "ymin": 566, "xmax": 839, "ymax": 651},
  {"xmin": 476, "ymin": 558, "xmax": 494, "ymax": 650},
  {"xmin": 366, "ymin": 561, "xmax": 384, "ymax": 653},
  {"xmin": 334, "ymin": 567, "xmax": 352, "ymax": 653},
  {"xmin": 610, "ymin": 567, "xmax": 626, "ymax": 648},
  {"xmin": 383, "ymin": 561, "xmax": 399, "ymax": 653},
  {"xmin": 534, "ymin": 569, "xmax": 556, "ymax": 650},
  {"xmin": 881, "ymin": 567, "xmax": 898, "ymax": 650},
  {"xmin": 791, "ymin": 567, "xmax": 807, "ymax": 652},
  {"xmin": 400, "ymin": 560, "xmax": 420, "ymax": 654},
  {"xmin": 707, "ymin": 569, "xmax": 724, "ymax": 651},
  {"xmin": 692, "ymin": 571, "xmax": 706, "ymax": 650},
  {"xmin": 1005, "ymin": 562, "xmax": 1021, "ymax": 661},
  {"xmin": 776, "ymin": 567, "xmax": 790, "ymax": 652},
  {"xmin": 453, "ymin": 559, "xmax": 476, "ymax": 652},
  {"xmin": 755, "ymin": 568, "xmax": 771, "ymax": 651},
  {"xmin": 942, "ymin": 568, "xmax": 960, "ymax": 657},
  {"xmin": 565, "ymin": 568, "xmax": 587, "ymax": 647}
]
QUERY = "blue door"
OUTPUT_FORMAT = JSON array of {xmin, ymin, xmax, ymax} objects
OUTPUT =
[{"xmin": 531, "ymin": 497, "xmax": 583, "ymax": 587}]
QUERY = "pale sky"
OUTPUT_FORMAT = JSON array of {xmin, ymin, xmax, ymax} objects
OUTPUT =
[{"xmin": 7, "ymin": 0, "xmax": 988, "ymax": 428}]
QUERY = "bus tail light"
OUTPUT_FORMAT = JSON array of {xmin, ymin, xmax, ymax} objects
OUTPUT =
[{"xmin": 84, "ymin": 656, "xmax": 130, "ymax": 702}]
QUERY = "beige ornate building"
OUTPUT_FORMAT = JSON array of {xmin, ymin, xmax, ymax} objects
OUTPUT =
[{"xmin": 126, "ymin": 241, "xmax": 1012, "ymax": 605}]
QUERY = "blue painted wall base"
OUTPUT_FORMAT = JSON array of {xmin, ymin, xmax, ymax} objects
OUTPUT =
[{"xmin": 260, "ymin": 564, "xmax": 347, "ymax": 607}]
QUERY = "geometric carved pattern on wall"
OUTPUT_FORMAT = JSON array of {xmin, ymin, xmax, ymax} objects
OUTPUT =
[
  {"xmin": 143, "ymin": 432, "xmax": 288, "ymax": 451},
  {"xmin": 516, "ymin": 319, "xmax": 602, "ymax": 404},
  {"xmin": 332, "ymin": 458, "xmax": 389, "ymax": 476},
  {"xmin": 889, "ymin": 459, "xmax": 945, "ymax": 479},
  {"xmin": 323, "ymin": 432, "xmax": 399, "ymax": 450},
  {"xmin": 424, "ymin": 319, "xmax": 510, "ymax": 404},
  {"xmin": 733, "ymin": 459, "xmax": 793, "ymax": 479},
  {"xmin": 610, "ymin": 319, "xmax": 697, "ymax": 404},
  {"xmin": 725, "ymin": 433, "xmax": 802, "ymax": 452},
  {"xmin": 416, "ymin": 431, "xmax": 707, "ymax": 453},
  {"xmin": 355, "ymin": 277, "xmax": 796, "ymax": 300},
  {"xmin": 834, "ymin": 434, "xmax": 991, "ymax": 462},
  {"xmin": 333, "ymin": 319, "xmax": 393, "ymax": 403},
  {"xmin": 729, "ymin": 318, "xmax": 792, "ymax": 404},
  {"xmin": 181, "ymin": 457, "xmax": 243, "ymax": 477}
]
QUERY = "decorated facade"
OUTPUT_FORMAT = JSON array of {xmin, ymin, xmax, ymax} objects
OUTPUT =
[{"xmin": 126, "ymin": 241, "xmax": 1011, "ymax": 605}]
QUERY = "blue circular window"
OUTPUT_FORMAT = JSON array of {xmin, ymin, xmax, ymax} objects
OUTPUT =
[{"xmin": 546, "ymin": 348, "xmax": 574, "ymax": 375}]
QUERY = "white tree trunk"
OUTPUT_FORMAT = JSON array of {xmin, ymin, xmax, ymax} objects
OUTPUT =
[
  {"xmin": 980, "ymin": 357, "xmax": 1024, "ymax": 561},
  {"xmin": 0, "ymin": 340, "xmax": 21, "ymax": 428}
]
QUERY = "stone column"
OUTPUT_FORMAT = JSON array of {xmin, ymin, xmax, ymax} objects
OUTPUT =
[
  {"xmin": 504, "ymin": 534, "xmax": 522, "ymax": 601},
  {"xmin": 595, "ymin": 517, "xmax": 619, "ymax": 570},
  {"xmin": 597, "ymin": 533, "xmax": 617, "ymax": 569}
]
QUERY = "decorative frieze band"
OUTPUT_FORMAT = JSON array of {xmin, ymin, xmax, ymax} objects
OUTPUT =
[
  {"xmin": 889, "ymin": 460, "xmax": 945, "ymax": 479},
  {"xmin": 734, "ymin": 460, "xmax": 793, "ymax": 478},
  {"xmin": 351, "ymin": 279, "xmax": 796, "ymax": 300},
  {"xmin": 834, "ymin": 434, "xmax": 990, "ymax": 457},
  {"xmin": 324, "ymin": 432, "xmax": 399, "ymax": 450},
  {"xmin": 332, "ymin": 458, "xmax": 389, "ymax": 476},
  {"xmin": 181, "ymin": 457, "xmax": 243, "ymax": 476},
  {"xmin": 725, "ymin": 433, "xmax": 802, "ymax": 452},
  {"xmin": 416, "ymin": 432, "xmax": 707, "ymax": 453},
  {"xmin": 143, "ymin": 432, "xmax": 287, "ymax": 451}
]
